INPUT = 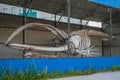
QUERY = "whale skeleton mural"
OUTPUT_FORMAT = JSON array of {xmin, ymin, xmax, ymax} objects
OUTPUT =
[{"xmin": 4, "ymin": 23, "xmax": 113, "ymax": 58}]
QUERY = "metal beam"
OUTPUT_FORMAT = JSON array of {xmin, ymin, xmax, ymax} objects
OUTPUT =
[
  {"xmin": 84, "ymin": 20, "xmax": 90, "ymax": 26},
  {"xmin": 22, "ymin": 0, "xmax": 27, "ymax": 57},
  {"xmin": 54, "ymin": 14, "xmax": 57, "ymax": 28},
  {"xmin": 109, "ymin": 8, "xmax": 113, "ymax": 56},
  {"xmin": 54, "ymin": 14, "xmax": 57, "ymax": 56},
  {"xmin": 103, "ymin": 24, "xmax": 109, "ymax": 31},
  {"xmin": 78, "ymin": 5, "xmax": 98, "ymax": 30},
  {"xmin": 67, "ymin": 0, "xmax": 71, "ymax": 57},
  {"xmin": 79, "ymin": 19, "xmax": 83, "ymax": 30},
  {"xmin": 36, "ymin": 0, "xmax": 51, "ymax": 10},
  {"xmin": 103, "ymin": 12, "xmax": 120, "ymax": 22},
  {"xmin": 103, "ymin": 12, "xmax": 120, "ymax": 31},
  {"xmin": 50, "ymin": 1, "xmax": 108, "ymax": 16},
  {"xmin": 25, "ymin": 0, "xmax": 35, "ymax": 17},
  {"xmin": 57, "ymin": 15, "xmax": 63, "ymax": 24},
  {"xmin": 22, "ymin": 0, "xmax": 35, "ymax": 57},
  {"xmin": 101, "ymin": 22, "xmax": 104, "ymax": 57},
  {"xmin": 113, "ymin": 33, "xmax": 120, "ymax": 35},
  {"xmin": 56, "ymin": 1, "xmax": 67, "ymax": 25}
]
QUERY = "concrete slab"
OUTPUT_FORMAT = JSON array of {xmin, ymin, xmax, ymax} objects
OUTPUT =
[{"xmin": 49, "ymin": 71, "xmax": 120, "ymax": 80}]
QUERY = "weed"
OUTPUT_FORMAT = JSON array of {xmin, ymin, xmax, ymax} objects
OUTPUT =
[{"xmin": 0, "ymin": 65, "xmax": 120, "ymax": 80}]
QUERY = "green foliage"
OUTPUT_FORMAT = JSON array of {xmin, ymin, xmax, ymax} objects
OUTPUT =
[
  {"xmin": 1, "ymin": 66, "xmax": 14, "ymax": 80},
  {"xmin": 0, "ymin": 65, "xmax": 120, "ymax": 80},
  {"xmin": 109, "ymin": 66, "xmax": 120, "ymax": 71},
  {"xmin": 49, "ymin": 71, "xmax": 64, "ymax": 78},
  {"xmin": 40, "ymin": 67, "xmax": 48, "ymax": 79},
  {"xmin": 0, "ymin": 66, "xmax": 48, "ymax": 80}
]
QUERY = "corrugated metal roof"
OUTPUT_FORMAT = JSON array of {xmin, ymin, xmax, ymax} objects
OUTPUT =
[{"xmin": 0, "ymin": 0, "xmax": 120, "ymax": 22}]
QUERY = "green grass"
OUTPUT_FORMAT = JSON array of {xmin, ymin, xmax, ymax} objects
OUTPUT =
[{"xmin": 0, "ymin": 66, "xmax": 120, "ymax": 80}]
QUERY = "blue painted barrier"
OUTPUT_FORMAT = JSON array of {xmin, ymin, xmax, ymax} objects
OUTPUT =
[{"xmin": 0, "ymin": 57, "xmax": 120, "ymax": 74}]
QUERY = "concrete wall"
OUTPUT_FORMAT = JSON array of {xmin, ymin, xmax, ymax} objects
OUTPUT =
[{"xmin": 0, "ymin": 13, "xmax": 119, "ymax": 58}]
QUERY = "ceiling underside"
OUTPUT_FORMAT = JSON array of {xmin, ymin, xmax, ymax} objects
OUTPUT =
[{"xmin": 0, "ymin": 0, "xmax": 120, "ymax": 22}]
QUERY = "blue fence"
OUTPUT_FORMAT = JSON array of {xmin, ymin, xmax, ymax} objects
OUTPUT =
[{"xmin": 0, "ymin": 57, "xmax": 120, "ymax": 74}]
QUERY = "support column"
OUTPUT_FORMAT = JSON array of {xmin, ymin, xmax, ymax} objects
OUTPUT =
[
  {"xmin": 67, "ymin": 0, "xmax": 71, "ymax": 57},
  {"xmin": 23, "ymin": 0, "xmax": 27, "ymax": 57},
  {"xmin": 54, "ymin": 14, "xmax": 57, "ymax": 55},
  {"xmin": 54, "ymin": 14, "xmax": 57, "ymax": 28},
  {"xmin": 109, "ymin": 8, "xmax": 112, "ymax": 56},
  {"xmin": 79, "ymin": 19, "xmax": 82, "ymax": 30},
  {"xmin": 101, "ymin": 22, "xmax": 104, "ymax": 57}
]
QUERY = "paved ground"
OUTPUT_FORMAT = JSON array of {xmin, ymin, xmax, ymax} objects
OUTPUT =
[{"xmin": 49, "ymin": 71, "xmax": 120, "ymax": 80}]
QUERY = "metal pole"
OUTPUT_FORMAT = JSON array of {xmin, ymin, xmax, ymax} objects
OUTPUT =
[
  {"xmin": 54, "ymin": 14, "xmax": 57, "ymax": 55},
  {"xmin": 54, "ymin": 14, "xmax": 57, "ymax": 28},
  {"xmin": 102, "ymin": 41, "xmax": 104, "ymax": 56},
  {"xmin": 79, "ymin": 19, "xmax": 82, "ymax": 30},
  {"xmin": 25, "ymin": 0, "xmax": 35, "ymax": 17},
  {"xmin": 57, "ymin": 15, "xmax": 63, "ymax": 23},
  {"xmin": 109, "ymin": 8, "xmax": 112, "ymax": 56},
  {"xmin": 23, "ymin": 0, "xmax": 34, "ymax": 57},
  {"xmin": 23, "ymin": 0, "xmax": 27, "ymax": 57},
  {"xmin": 101, "ymin": 22, "xmax": 104, "ymax": 57},
  {"xmin": 67, "ymin": 0, "xmax": 71, "ymax": 57}
]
